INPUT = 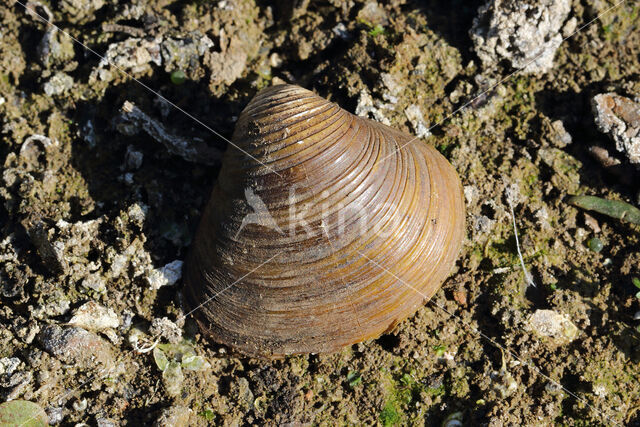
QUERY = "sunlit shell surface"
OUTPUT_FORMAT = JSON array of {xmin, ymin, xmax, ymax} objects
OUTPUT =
[{"xmin": 184, "ymin": 84, "xmax": 465, "ymax": 358}]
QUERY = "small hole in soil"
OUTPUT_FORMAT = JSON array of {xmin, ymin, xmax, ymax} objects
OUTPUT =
[
  {"xmin": 481, "ymin": 203, "xmax": 496, "ymax": 219},
  {"xmin": 87, "ymin": 249, "xmax": 100, "ymax": 263},
  {"xmin": 376, "ymin": 334, "xmax": 400, "ymax": 352},
  {"xmin": 218, "ymin": 375, "xmax": 232, "ymax": 396}
]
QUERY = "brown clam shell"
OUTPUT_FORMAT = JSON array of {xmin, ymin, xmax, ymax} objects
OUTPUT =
[{"xmin": 184, "ymin": 84, "xmax": 465, "ymax": 358}]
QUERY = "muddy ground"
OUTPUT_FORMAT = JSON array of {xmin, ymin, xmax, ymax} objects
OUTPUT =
[{"xmin": 1, "ymin": 0, "xmax": 640, "ymax": 425}]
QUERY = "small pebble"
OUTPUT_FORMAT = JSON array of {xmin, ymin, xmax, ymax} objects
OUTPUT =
[
  {"xmin": 0, "ymin": 357, "xmax": 21, "ymax": 376},
  {"xmin": 44, "ymin": 72, "xmax": 74, "ymax": 96},
  {"xmin": 73, "ymin": 398, "xmax": 87, "ymax": 411},
  {"xmin": 147, "ymin": 260, "xmax": 184, "ymax": 290},
  {"xmin": 404, "ymin": 104, "xmax": 430, "ymax": 139},
  {"xmin": 452, "ymin": 289, "xmax": 467, "ymax": 306},
  {"xmin": 124, "ymin": 145, "xmax": 143, "ymax": 170},
  {"xmin": 154, "ymin": 406, "xmax": 192, "ymax": 427},
  {"xmin": 587, "ymin": 237, "xmax": 604, "ymax": 253},
  {"xmin": 592, "ymin": 93, "xmax": 640, "ymax": 164},
  {"xmin": 269, "ymin": 53, "xmax": 282, "ymax": 68},
  {"xmin": 46, "ymin": 407, "xmax": 64, "ymax": 425},
  {"xmin": 68, "ymin": 301, "xmax": 120, "ymax": 331},
  {"xmin": 38, "ymin": 325, "xmax": 116, "ymax": 370},
  {"xmin": 332, "ymin": 23, "xmax": 350, "ymax": 40},
  {"xmin": 583, "ymin": 213, "xmax": 601, "ymax": 233},
  {"xmin": 127, "ymin": 203, "xmax": 148, "ymax": 227},
  {"xmin": 529, "ymin": 309, "xmax": 578, "ymax": 342},
  {"xmin": 170, "ymin": 70, "xmax": 187, "ymax": 85},
  {"xmin": 149, "ymin": 317, "xmax": 183, "ymax": 344},
  {"xmin": 470, "ymin": 0, "xmax": 571, "ymax": 74},
  {"xmin": 96, "ymin": 417, "xmax": 118, "ymax": 427}
]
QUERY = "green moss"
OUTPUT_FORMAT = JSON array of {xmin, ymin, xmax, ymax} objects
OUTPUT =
[
  {"xmin": 368, "ymin": 24, "xmax": 386, "ymax": 38},
  {"xmin": 379, "ymin": 401, "xmax": 400, "ymax": 426},
  {"xmin": 199, "ymin": 408, "xmax": 215, "ymax": 421},
  {"xmin": 433, "ymin": 345, "xmax": 447, "ymax": 358}
]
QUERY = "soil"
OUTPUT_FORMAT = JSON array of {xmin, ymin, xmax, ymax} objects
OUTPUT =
[{"xmin": 1, "ymin": 0, "xmax": 640, "ymax": 425}]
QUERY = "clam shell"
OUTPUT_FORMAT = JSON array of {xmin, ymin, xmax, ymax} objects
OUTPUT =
[{"xmin": 184, "ymin": 84, "xmax": 465, "ymax": 358}]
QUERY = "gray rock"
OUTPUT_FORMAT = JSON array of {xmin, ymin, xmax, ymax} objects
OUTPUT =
[
  {"xmin": 529, "ymin": 309, "xmax": 578, "ymax": 342},
  {"xmin": 44, "ymin": 72, "xmax": 74, "ymax": 97},
  {"xmin": 32, "ymin": 293, "xmax": 71, "ymax": 319},
  {"xmin": 592, "ymin": 93, "xmax": 640, "ymax": 164},
  {"xmin": 470, "ymin": 0, "xmax": 571, "ymax": 74},
  {"xmin": 0, "ymin": 234, "xmax": 26, "ymax": 298},
  {"xmin": 154, "ymin": 406, "xmax": 192, "ymax": 427},
  {"xmin": 0, "ymin": 357, "xmax": 21, "ymax": 377},
  {"xmin": 91, "ymin": 33, "xmax": 214, "ymax": 84},
  {"xmin": 96, "ymin": 417, "xmax": 118, "ymax": 427},
  {"xmin": 81, "ymin": 273, "xmax": 107, "ymax": 293},
  {"xmin": 355, "ymin": 90, "xmax": 391, "ymax": 125},
  {"xmin": 0, "ymin": 357, "xmax": 33, "ymax": 401},
  {"xmin": 548, "ymin": 120, "xmax": 572, "ymax": 148},
  {"xmin": 356, "ymin": 1, "xmax": 388, "ymax": 27},
  {"xmin": 28, "ymin": 222, "xmax": 67, "ymax": 274},
  {"xmin": 127, "ymin": 203, "xmax": 147, "ymax": 227},
  {"xmin": 38, "ymin": 29, "xmax": 75, "ymax": 68},
  {"xmin": 91, "ymin": 37, "xmax": 162, "ymax": 83},
  {"xmin": 146, "ymin": 260, "xmax": 183, "ymax": 290},
  {"xmin": 161, "ymin": 32, "xmax": 214, "ymax": 78},
  {"xmin": 38, "ymin": 325, "xmax": 116, "ymax": 370},
  {"xmin": 118, "ymin": 102, "xmax": 222, "ymax": 165},
  {"xmin": 404, "ymin": 104, "xmax": 430, "ymax": 139},
  {"xmin": 332, "ymin": 23, "xmax": 350, "ymax": 41},
  {"xmin": 149, "ymin": 317, "xmax": 182, "ymax": 344},
  {"xmin": 28, "ymin": 219, "xmax": 102, "ymax": 276},
  {"xmin": 124, "ymin": 145, "xmax": 143, "ymax": 170},
  {"xmin": 46, "ymin": 407, "xmax": 64, "ymax": 425},
  {"xmin": 471, "ymin": 214, "xmax": 494, "ymax": 234},
  {"xmin": 68, "ymin": 301, "xmax": 120, "ymax": 331},
  {"xmin": 232, "ymin": 377, "xmax": 254, "ymax": 410}
]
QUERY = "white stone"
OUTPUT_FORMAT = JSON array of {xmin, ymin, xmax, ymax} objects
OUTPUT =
[
  {"xmin": 147, "ymin": 260, "xmax": 184, "ymax": 290},
  {"xmin": 529, "ymin": 309, "xmax": 578, "ymax": 341},
  {"xmin": 44, "ymin": 72, "xmax": 74, "ymax": 96},
  {"xmin": 592, "ymin": 93, "xmax": 640, "ymax": 164},
  {"xmin": 0, "ymin": 357, "xmax": 21, "ymax": 376},
  {"xmin": 404, "ymin": 104, "xmax": 430, "ymax": 139},
  {"xmin": 68, "ymin": 301, "xmax": 120, "ymax": 330},
  {"xmin": 470, "ymin": 0, "xmax": 571, "ymax": 74}
]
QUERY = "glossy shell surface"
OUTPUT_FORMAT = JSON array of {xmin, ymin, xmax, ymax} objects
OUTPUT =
[{"xmin": 184, "ymin": 84, "xmax": 465, "ymax": 358}]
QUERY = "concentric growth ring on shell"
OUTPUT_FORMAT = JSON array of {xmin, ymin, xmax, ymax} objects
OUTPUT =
[{"xmin": 184, "ymin": 84, "xmax": 465, "ymax": 358}]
